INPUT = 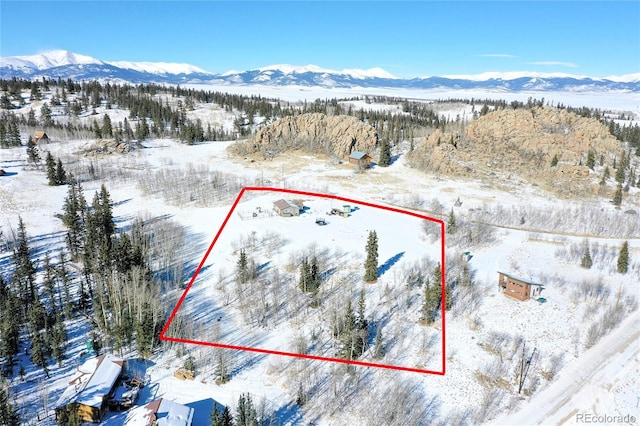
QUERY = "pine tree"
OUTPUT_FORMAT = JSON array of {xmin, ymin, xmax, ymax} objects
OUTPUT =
[
  {"xmin": 296, "ymin": 382, "xmax": 307, "ymax": 406},
  {"xmin": 447, "ymin": 208, "xmax": 456, "ymax": 234},
  {"xmin": 615, "ymin": 163, "xmax": 625, "ymax": 184},
  {"xmin": 550, "ymin": 153, "xmax": 559, "ymax": 167},
  {"xmin": 62, "ymin": 182, "xmax": 86, "ymax": 260},
  {"xmin": 30, "ymin": 82, "xmax": 41, "ymax": 101},
  {"xmin": 26, "ymin": 137, "xmax": 40, "ymax": 166},
  {"xmin": 236, "ymin": 393, "xmax": 258, "ymax": 426},
  {"xmin": 42, "ymin": 253, "xmax": 56, "ymax": 309},
  {"xmin": 0, "ymin": 93, "xmax": 13, "ymax": 110},
  {"xmin": 445, "ymin": 283, "xmax": 453, "ymax": 311},
  {"xmin": 237, "ymin": 250, "xmax": 249, "ymax": 284},
  {"xmin": 183, "ymin": 355, "xmax": 196, "ymax": 374},
  {"xmin": 210, "ymin": 404, "xmax": 225, "ymax": 426},
  {"xmin": 136, "ymin": 117, "xmax": 150, "ymax": 141},
  {"xmin": 379, "ymin": 138, "xmax": 391, "ymax": 167},
  {"xmin": 101, "ymin": 114, "xmax": 112, "ymax": 138},
  {"xmin": 89, "ymin": 184, "xmax": 115, "ymax": 264},
  {"xmin": 26, "ymin": 109, "xmax": 37, "ymax": 126},
  {"xmin": 581, "ymin": 246, "xmax": 593, "ymax": 269},
  {"xmin": 40, "ymin": 102, "xmax": 53, "ymax": 127},
  {"xmin": 13, "ymin": 216, "xmax": 37, "ymax": 309},
  {"xmin": 30, "ymin": 330, "xmax": 50, "ymax": 378},
  {"xmin": 617, "ymin": 241, "xmax": 629, "ymax": 274},
  {"xmin": 5, "ymin": 121, "xmax": 21, "ymax": 147},
  {"xmin": 0, "ymin": 287, "xmax": 21, "ymax": 364},
  {"xmin": 300, "ymin": 256, "xmax": 320, "ymax": 294},
  {"xmin": 299, "ymin": 257, "xmax": 311, "ymax": 292},
  {"xmin": 55, "ymin": 158, "xmax": 67, "ymax": 185},
  {"xmin": 46, "ymin": 152, "xmax": 56, "ymax": 185},
  {"xmin": 123, "ymin": 117, "xmax": 134, "ymax": 141},
  {"xmin": 586, "ymin": 150, "xmax": 595, "ymax": 170},
  {"xmin": 51, "ymin": 312, "xmax": 67, "ymax": 366},
  {"xmin": 612, "ymin": 184, "xmax": 623, "ymax": 206},
  {"xmin": 215, "ymin": 406, "xmax": 233, "ymax": 426},
  {"xmin": 421, "ymin": 278, "xmax": 437, "ymax": 324},
  {"xmin": 310, "ymin": 255, "xmax": 320, "ymax": 292},
  {"xmin": 356, "ymin": 288, "xmax": 367, "ymax": 330},
  {"xmin": 135, "ymin": 301, "xmax": 156, "ymax": 359},
  {"xmin": 363, "ymin": 230, "xmax": 378, "ymax": 282},
  {"xmin": 0, "ymin": 379, "xmax": 21, "ymax": 426}
]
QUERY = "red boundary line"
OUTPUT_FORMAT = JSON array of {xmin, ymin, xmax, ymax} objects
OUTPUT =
[{"xmin": 159, "ymin": 187, "xmax": 447, "ymax": 376}]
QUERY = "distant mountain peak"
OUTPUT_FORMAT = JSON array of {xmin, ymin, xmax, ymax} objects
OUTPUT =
[
  {"xmin": 438, "ymin": 71, "xmax": 640, "ymax": 83},
  {"xmin": 255, "ymin": 64, "xmax": 397, "ymax": 79},
  {"xmin": 3, "ymin": 50, "xmax": 104, "ymax": 70},
  {"xmin": 1, "ymin": 50, "xmax": 638, "ymax": 92}
]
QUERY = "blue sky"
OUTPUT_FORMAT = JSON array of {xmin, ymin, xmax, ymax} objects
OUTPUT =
[{"xmin": 1, "ymin": 1, "xmax": 638, "ymax": 77}]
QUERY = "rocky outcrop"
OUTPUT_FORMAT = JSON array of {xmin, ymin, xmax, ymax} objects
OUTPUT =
[
  {"xmin": 77, "ymin": 139, "xmax": 137, "ymax": 156},
  {"xmin": 233, "ymin": 113, "xmax": 378, "ymax": 158},
  {"xmin": 407, "ymin": 107, "xmax": 623, "ymax": 197}
]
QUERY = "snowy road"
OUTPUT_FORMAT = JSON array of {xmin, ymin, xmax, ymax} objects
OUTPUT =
[{"xmin": 491, "ymin": 310, "xmax": 640, "ymax": 426}]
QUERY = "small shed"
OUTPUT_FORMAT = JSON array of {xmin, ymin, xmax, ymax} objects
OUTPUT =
[
  {"xmin": 55, "ymin": 355, "xmax": 124, "ymax": 423},
  {"xmin": 498, "ymin": 271, "xmax": 544, "ymax": 301},
  {"xmin": 273, "ymin": 199, "xmax": 301, "ymax": 217},
  {"xmin": 348, "ymin": 151, "xmax": 372, "ymax": 168},
  {"xmin": 33, "ymin": 131, "xmax": 50, "ymax": 143},
  {"xmin": 124, "ymin": 398, "xmax": 195, "ymax": 426}
]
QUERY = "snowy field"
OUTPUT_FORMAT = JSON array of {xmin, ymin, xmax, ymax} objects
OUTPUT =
[{"xmin": 1, "ymin": 86, "xmax": 639, "ymax": 425}]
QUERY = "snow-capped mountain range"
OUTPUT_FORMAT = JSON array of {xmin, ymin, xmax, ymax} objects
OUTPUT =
[{"xmin": 1, "ymin": 50, "xmax": 639, "ymax": 92}]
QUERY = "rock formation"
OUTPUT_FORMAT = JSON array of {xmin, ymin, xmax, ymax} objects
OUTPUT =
[
  {"xmin": 407, "ymin": 106, "xmax": 624, "ymax": 197},
  {"xmin": 232, "ymin": 113, "xmax": 378, "ymax": 158}
]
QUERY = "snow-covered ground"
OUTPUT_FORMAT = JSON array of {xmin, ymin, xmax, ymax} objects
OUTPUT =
[{"xmin": 1, "ymin": 87, "xmax": 639, "ymax": 425}]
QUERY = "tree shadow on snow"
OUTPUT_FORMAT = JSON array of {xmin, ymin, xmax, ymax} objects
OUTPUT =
[
  {"xmin": 272, "ymin": 402, "xmax": 306, "ymax": 425},
  {"xmin": 377, "ymin": 251, "xmax": 405, "ymax": 278},
  {"xmin": 186, "ymin": 398, "xmax": 223, "ymax": 425}
]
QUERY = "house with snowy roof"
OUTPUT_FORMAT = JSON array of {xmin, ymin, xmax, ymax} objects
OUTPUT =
[
  {"xmin": 54, "ymin": 354, "xmax": 124, "ymax": 423},
  {"xmin": 124, "ymin": 398, "xmax": 195, "ymax": 426},
  {"xmin": 498, "ymin": 271, "xmax": 544, "ymax": 301},
  {"xmin": 273, "ymin": 199, "xmax": 302, "ymax": 217},
  {"xmin": 348, "ymin": 151, "xmax": 372, "ymax": 168}
]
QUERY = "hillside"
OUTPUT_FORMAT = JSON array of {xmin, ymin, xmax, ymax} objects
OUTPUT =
[
  {"xmin": 407, "ymin": 106, "xmax": 626, "ymax": 197},
  {"xmin": 0, "ymin": 82, "xmax": 638, "ymax": 426}
]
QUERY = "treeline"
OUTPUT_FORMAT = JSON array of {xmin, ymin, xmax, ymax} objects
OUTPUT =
[
  {"xmin": 2, "ymin": 77, "xmax": 638, "ymax": 152},
  {"xmin": 61, "ymin": 182, "xmax": 165, "ymax": 356},
  {"xmin": 0, "ymin": 181, "xmax": 175, "ymax": 392},
  {"xmin": 1, "ymin": 217, "xmax": 70, "ymax": 381}
]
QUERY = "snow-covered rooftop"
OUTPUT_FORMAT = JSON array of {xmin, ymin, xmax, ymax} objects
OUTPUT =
[
  {"xmin": 125, "ymin": 398, "xmax": 195, "ymax": 426},
  {"xmin": 348, "ymin": 151, "xmax": 369, "ymax": 160},
  {"xmin": 55, "ymin": 355, "xmax": 123, "ymax": 409}
]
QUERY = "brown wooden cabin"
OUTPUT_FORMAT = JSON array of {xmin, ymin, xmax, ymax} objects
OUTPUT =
[
  {"xmin": 33, "ymin": 131, "xmax": 50, "ymax": 143},
  {"xmin": 348, "ymin": 151, "xmax": 372, "ymax": 168},
  {"xmin": 498, "ymin": 271, "xmax": 543, "ymax": 301}
]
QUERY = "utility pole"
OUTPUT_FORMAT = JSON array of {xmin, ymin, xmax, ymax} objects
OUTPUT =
[
  {"xmin": 518, "ymin": 341, "xmax": 525, "ymax": 393},
  {"xmin": 518, "ymin": 341, "xmax": 537, "ymax": 394}
]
